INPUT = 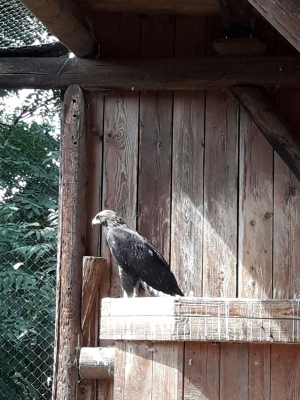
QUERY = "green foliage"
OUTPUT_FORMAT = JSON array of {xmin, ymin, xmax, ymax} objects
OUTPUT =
[{"xmin": 0, "ymin": 90, "xmax": 59, "ymax": 399}]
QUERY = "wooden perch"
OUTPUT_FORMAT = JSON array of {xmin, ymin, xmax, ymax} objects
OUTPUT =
[
  {"xmin": 20, "ymin": 0, "xmax": 99, "ymax": 57},
  {"xmin": 231, "ymin": 86, "xmax": 300, "ymax": 181},
  {"xmin": 79, "ymin": 347, "xmax": 115, "ymax": 380},
  {"xmin": 1, "ymin": 56, "xmax": 300, "ymax": 90},
  {"xmin": 247, "ymin": 0, "xmax": 300, "ymax": 54},
  {"xmin": 82, "ymin": 257, "xmax": 107, "ymax": 335},
  {"xmin": 100, "ymin": 297, "xmax": 300, "ymax": 343}
]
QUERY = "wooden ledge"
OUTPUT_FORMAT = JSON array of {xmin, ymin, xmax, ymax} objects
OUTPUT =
[{"xmin": 100, "ymin": 297, "xmax": 300, "ymax": 343}]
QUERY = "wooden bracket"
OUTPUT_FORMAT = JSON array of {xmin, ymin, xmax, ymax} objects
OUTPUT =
[{"xmin": 79, "ymin": 347, "xmax": 115, "ymax": 380}]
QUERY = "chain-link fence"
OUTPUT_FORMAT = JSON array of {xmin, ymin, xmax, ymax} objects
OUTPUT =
[{"xmin": 0, "ymin": 1, "xmax": 61, "ymax": 399}]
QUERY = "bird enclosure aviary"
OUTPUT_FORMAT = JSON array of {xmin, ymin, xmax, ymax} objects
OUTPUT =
[{"xmin": 2, "ymin": 0, "xmax": 300, "ymax": 399}]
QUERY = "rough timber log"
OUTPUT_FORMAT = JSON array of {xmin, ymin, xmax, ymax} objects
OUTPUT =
[
  {"xmin": 52, "ymin": 85, "xmax": 86, "ymax": 400},
  {"xmin": 231, "ymin": 86, "xmax": 300, "ymax": 181},
  {"xmin": 247, "ymin": 0, "xmax": 300, "ymax": 54},
  {"xmin": 20, "ymin": 0, "xmax": 99, "ymax": 57},
  {"xmin": 1, "ymin": 56, "xmax": 300, "ymax": 90},
  {"xmin": 79, "ymin": 347, "xmax": 115, "ymax": 380}
]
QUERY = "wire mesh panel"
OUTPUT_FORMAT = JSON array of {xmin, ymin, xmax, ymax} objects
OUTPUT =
[
  {"xmin": 0, "ymin": 0, "xmax": 57, "ymax": 48},
  {"xmin": 0, "ymin": 89, "xmax": 60, "ymax": 400},
  {"xmin": 0, "ymin": 2, "xmax": 61, "ymax": 399}
]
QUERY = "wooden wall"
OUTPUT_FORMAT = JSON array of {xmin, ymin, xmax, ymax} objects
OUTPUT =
[{"xmin": 84, "ymin": 14, "xmax": 300, "ymax": 400}]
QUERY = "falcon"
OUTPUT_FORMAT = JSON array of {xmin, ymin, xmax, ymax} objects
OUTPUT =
[{"xmin": 92, "ymin": 210, "xmax": 184, "ymax": 297}]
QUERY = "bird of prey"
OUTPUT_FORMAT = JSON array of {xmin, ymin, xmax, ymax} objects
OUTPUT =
[{"xmin": 92, "ymin": 210, "xmax": 184, "ymax": 297}]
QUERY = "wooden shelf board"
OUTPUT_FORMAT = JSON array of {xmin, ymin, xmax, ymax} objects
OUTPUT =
[{"xmin": 100, "ymin": 297, "xmax": 300, "ymax": 343}]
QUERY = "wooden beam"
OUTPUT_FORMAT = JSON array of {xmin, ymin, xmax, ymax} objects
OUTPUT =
[
  {"xmin": 247, "ymin": 0, "xmax": 300, "ymax": 54},
  {"xmin": 73, "ymin": 0, "xmax": 220, "ymax": 15},
  {"xmin": 1, "ymin": 56, "xmax": 300, "ymax": 90},
  {"xmin": 52, "ymin": 85, "xmax": 86, "ymax": 400},
  {"xmin": 20, "ymin": 0, "xmax": 99, "ymax": 57},
  {"xmin": 100, "ymin": 297, "xmax": 300, "ymax": 343},
  {"xmin": 79, "ymin": 347, "xmax": 115, "ymax": 380},
  {"xmin": 231, "ymin": 86, "xmax": 300, "ymax": 181}
]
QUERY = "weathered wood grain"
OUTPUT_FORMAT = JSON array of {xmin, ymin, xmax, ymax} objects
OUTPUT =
[
  {"xmin": 152, "ymin": 343, "xmax": 184, "ymax": 400},
  {"xmin": 85, "ymin": 92, "xmax": 104, "ymax": 257},
  {"xmin": 100, "ymin": 314, "xmax": 300, "ymax": 343},
  {"xmin": 247, "ymin": 0, "xmax": 300, "ymax": 54},
  {"xmin": 231, "ymin": 86, "xmax": 300, "ymax": 181},
  {"xmin": 273, "ymin": 154, "xmax": 300, "ymax": 299},
  {"xmin": 171, "ymin": 16, "xmax": 206, "ymax": 298},
  {"xmin": 249, "ymin": 344, "xmax": 270, "ymax": 400},
  {"xmin": 138, "ymin": 16, "xmax": 173, "ymax": 266},
  {"xmin": 203, "ymin": 90, "xmax": 238, "ymax": 297},
  {"xmin": 172, "ymin": 91, "xmax": 205, "ymax": 297},
  {"xmin": 113, "ymin": 342, "xmax": 127, "ymax": 400},
  {"xmin": 20, "ymin": 0, "xmax": 99, "ymax": 57},
  {"xmin": 79, "ymin": 347, "xmax": 115, "ymax": 380},
  {"xmin": 2, "ymin": 56, "xmax": 300, "ymax": 89},
  {"xmin": 220, "ymin": 343, "xmax": 248, "ymax": 399},
  {"xmin": 122, "ymin": 343, "xmax": 153, "ymax": 400},
  {"xmin": 184, "ymin": 342, "xmax": 220, "ymax": 400},
  {"xmin": 271, "ymin": 344, "xmax": 300, "ymax": 399},
  {"xmin": 238, "ymin": 110, "xmax": 273, "ymax": 299},
  {"xmin": 73, "ymin": 0, "xmax": 220, "ymax": 15},
  {"xmin": 102, "ymin": 93, "xmax": 139, "ymax": 297},
  {"xmin": 102, "ymin": 297, "xmax": 300, "ymax": 319},
  {"xmin": 53, "ymin": 85, "xmax": 86, "ymax": 400},
  {"xmin": 100, "ymin": 298, "xmax": 300, "ymax": 343},
  {"xmin": 213, "ymin": 38, "xmax": 266, "ymax": 56},
  {"xmin": 91, "ymin": 13, "xmax": 141, "ymax": 59},
  {"xmin": 81, "ymin": 257, "xmax": 106, "ymax": 334}
]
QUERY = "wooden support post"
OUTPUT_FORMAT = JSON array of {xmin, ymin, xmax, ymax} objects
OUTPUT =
[
  {"xmin": 79, "ymin": 347, "xmax": 115, "ymax": 380},
  {"xmin": 231, "ymin": 86, "xmax": 300, "ymax": 181},
  {"xmin": 247, "ymin": 0, "xmax": 300, "ymax": 54},
  {"xmin": 52, "ymin": 85, "xmax": 86, "ymax": 400},
  {"xmin": 20, "ymin": 0, "xmax": 99, "ymax": 57}
]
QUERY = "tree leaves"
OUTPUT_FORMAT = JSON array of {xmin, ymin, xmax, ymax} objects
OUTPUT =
[{"xmin": 0, "ymin": 89, "xmax": 59, "ymax": 399}]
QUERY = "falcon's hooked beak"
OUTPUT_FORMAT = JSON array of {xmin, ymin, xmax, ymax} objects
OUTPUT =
[{"xmin": 91, "ymin": 213, "xmax": 104, "ymax": 227}]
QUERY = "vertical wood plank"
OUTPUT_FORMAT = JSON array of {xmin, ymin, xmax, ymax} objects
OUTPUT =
[
  {"xmin": 172, "ymin": 92, "xmax": 205, "ymax": 297},
  {"xmin": 238, "ymin": 109, "xmax": 273, "ymax": 299},
  {"xmin": 220, "ymin": 343, "xmax": 249, "ymax": 400},
  {"xmin": 138, "ymin": 16, "xmax": 174, "ymax": 261},
  {"xmin": 53, "ymin": 85, "xmax": 86, "ymax": 400},
  {"xmin": 91, "ymin": 13, "xmax": 141, "ymax": 59},
  {"xmin": 172, "ymin": 17, "xmax": 206, "ymax": 297},
  {"xmin": 152, "ymin": 343, "xmax": 184, "ymax": 400},
  {"xmin": 249, "ymin": 344, "xmax": 270, "ymax": 400},
  {"xmin": 102, "ymin": 93, "xmax": 139, "ymax": 297},
  {"xmin": 85, "ymin": 92, "xmax": 104, "ymax": 257},
  {"xmin": 123, "ymin": 343, "xmax": 153, "ymax": 400},
  {"xmin": 113, "ymin": 342, "xmax": 127, "ymax": 400},
  {"xmin": 271, "ymin": 345, "xmax": 300, "ymax": 400},
  {"xmin": 184, "ymin": 342, "xmax": 220, "ymax": 400},
  {"xmin": 98, "ymin": 13, "xmax": 141, "ymax": 299},
  {"xmin": 203, "ymin": 90, "xmax": 238, "ymax": 298},
  {"xmin": 273, "ymin": 156, "xmax": 300, "ymax": 299}
]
